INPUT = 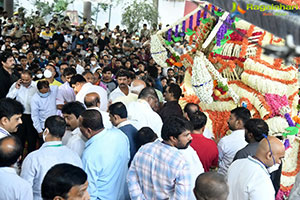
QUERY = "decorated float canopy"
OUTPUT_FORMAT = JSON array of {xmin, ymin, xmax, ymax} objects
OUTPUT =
[{"xmin": 150, "ymin": 1, "xmax": 300, "ymax": 199}]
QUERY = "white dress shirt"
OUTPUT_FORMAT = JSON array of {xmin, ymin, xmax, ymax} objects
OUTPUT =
[
  {"xmin": 66, "ymin": 127, "xmax": 86, "ymax": 157},
  {"xmin": 76, "ymin": 82, "xmax": 108, "ymax": 111},
  {"xmin": 0, "ymin": 126, "xmax": 10, "ymax": 139},
  {"xmin": 109, "ymin": 86, "xmax": 129, "ymax": 102},
  {"xmin": 227, "ymin": 156, "xmax": 275, "ymax": 200},
  {"xmin": 217, "ymin": 129, "xmax": 247, "ymax": 175},
  {"xmin": 56, "ymin": 81, "xmax": 76, "ymax": 105},
  {"xmin": 87, "ymin": 107, "xmax": 113, "ymax": 129},
  {"xmin": 0, "ymin": 167, "xmax": 33, "ymax": 200},
  {"xmin": 21, "ymin": 141, "xmax": 83, "ymax": 200},
  {"xmin": 6, "ymin": 81, "xmax": 38, "ymax": 114},
  {"xmin": 31, "ymin": 85, "xmax": 58, "ymax": 133},
  {"xmin": 127, "ymin": 99, "xmax": 163, "ymax": 138},
  {"xmin": 180, "ymin": 146, "xmax": 204, "ymax": 200}
]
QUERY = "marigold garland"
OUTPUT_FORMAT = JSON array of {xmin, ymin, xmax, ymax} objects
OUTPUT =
[
  {"xmin": 239, "ymin": 25, "xmax": 255, "ymax": 57},
  {"xmin": 206, "ymin": 110, "xmax": 230, "ymax": 138},
  {"xmin": 251, "ymin": 57, "xmax": 296, "ymax": 72},
  {"xmin": 282, "ymin": 142, "xmax": 300, "ymax": 176},
  {"xmin": 243, "ymin": 70, "xmax": 297, "ymax": 85},
  {"xmin": 255, "ymin": 31, "xmax": 266, "ymax": 60}
]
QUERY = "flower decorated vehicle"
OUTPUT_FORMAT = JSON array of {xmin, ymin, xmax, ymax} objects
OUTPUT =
[{"xmin": 150, "ymin": 1, "xmax": 300, "ymax": 199}]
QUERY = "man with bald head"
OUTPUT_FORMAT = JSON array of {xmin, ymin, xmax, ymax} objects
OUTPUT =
[
  {"xmin": 194, "ymin": 172, "xmax": 229, "ymax": 200},
  {"xmin": 227, "ymin": 136, "xmax": 285, "ymax": 200},
  {"xmin": 112, "ymin": 78, "xmax": 146, "ymax": 107},
  {"xmin": 84, "ymin": 92, "xmax": 112, "ymax": 129},
  {"xmin": 0, "ymin": 136, "xmax": 33, "ymax": 200}
]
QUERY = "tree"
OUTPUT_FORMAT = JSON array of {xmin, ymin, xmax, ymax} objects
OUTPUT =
[
  {"xmin": 121, "ymin": 0, "xmax": 159, "ymax": 33},
  {"xmin": 32, "ymin": 0, "xmax": 74, "ymax": 17}
]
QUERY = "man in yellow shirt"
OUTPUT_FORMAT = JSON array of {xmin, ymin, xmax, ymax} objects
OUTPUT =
[
  {"xmin": 42, "ymin": 65, "xmax": 62, "ymax": 86},
  {"xmin": 40, "ymin": 26, "xmax": 53, "ymax": 41}
]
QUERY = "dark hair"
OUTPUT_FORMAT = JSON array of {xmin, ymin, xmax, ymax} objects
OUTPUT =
[
  {"xmin": 194, "ymin": 172, "xmax": 229, "ymax": 200},
  {"xmin": 82, "ymin": 70, "xmax": 93, "ymax": 76},
  {"xmin": 42, "ymin": 163, "xmax": 87, "ymax": 200},
  {"xmin": 161, "ymin": 116, "xmax": 193, "ymax": 141},
  {"xmin": 168, "ymin": 83, "xmax": 182, "ymax": 100},
  {"xmin": 21, "ymin": 69, "xmax": 33, "ymax": 77},
  {"xmin": 69, "ymin": 74, "xmax": 86, "ymax": 86},
  {"xmin": 80, "ymin": 110, "xmax": 103, "ymax": 131},
  {"xmin": 147, "ymin": 65, "xmax": 158, "ymax": 79},
  {"xmin": 62, "ymin": 67, "xmax": 76, "ymax": 77},
  {"xmin": 44, "ymin": 116, "xmax": 66, "ymax": 138},
  {"xmin": 0, "ymin": 51, "xmax": 13, "ymax": 64},
  {"xmin": 244, "ymin": 119, "xmax": 269, "ymax": 142},
  {"xmin": 184, "ymin": 103, "xmax": 200, "ymax": 120},
  {"xmin": 0, "ymin": 98, "xmax": 24, "ymax": 120},
  {"xmin": 189, "ymin": 111, "xmax": 207, "ymax": 130},
  {"xmin": 37, "ymin": 80, "xmax": 50, "ymax": 90},
  {"xmin": 102, "ymin": 66, "xmax": 112, "ymax": 74},
  {"xmin": 108, "ymin": 102, "xmax": 127, "ymax": 119},
  {"xmin": 137, "ymin": 127, "xmax": 158, "ymax": 148},
  {"xmin": 0, "ymin": 136, "xmax": 23, "ymax": 167},
  {"xmin": 116, "ymin": 69, "xmax": 129, "ymax": 79},
  {"xmin": 62, "ymin": 102, "xmax": 86, "ymax": 119},
  {"xmin": 231, "ymin": 107, "xmax": 251, "ymax": 125},
  {"xmin": 138, "ymin": 87, "xmax": 158, "ymax": 100}
]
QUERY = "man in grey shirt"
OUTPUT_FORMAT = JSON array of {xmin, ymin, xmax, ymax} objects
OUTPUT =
[{"xmin": 233, "ymin": 118, "xmax": 268, "ymax": 161}]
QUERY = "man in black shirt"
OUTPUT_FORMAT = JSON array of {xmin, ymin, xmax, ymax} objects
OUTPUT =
[{"xmin": 0, "ymin": 51, "xmax": 18, "ymax": 98}]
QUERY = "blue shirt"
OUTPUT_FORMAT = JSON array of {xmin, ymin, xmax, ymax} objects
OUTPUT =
[
  {"xmin": 82, "ymin": 128, "xmax": 130, "ymax": 200},
  {"xmin": 0, "ymin": 167, "xmax": 33, "ymax": 200},
  {"xmin": 21, "ymin": 141, "xmax": 83, "ymax": 200},
  {"xmin": 118, "ymin": 121, "xmax": 138, "ymax": 165},
  {"xmin": 31, "ymin": 85, "xmax": 58, "ymax": 133}
]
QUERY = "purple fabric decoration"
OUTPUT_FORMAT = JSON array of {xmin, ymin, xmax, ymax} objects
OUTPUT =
[
  {"xmin": 212, "ymin": 5, "xmax": 215, "ymax": 14},
  {"xmin": 167, "ymin": 29, "xmax": 172, "ymax": 41},
  {"xmin": 203, "ymin": 5, "xmax": 208, "ymax": 19},
  {"xmin": 175, "ymin": 25, "xmax": 179, "ymax": 37},
  {"xmin": 182, "ymin": 20, "xmax": 186, "ymax": 36},
  {"xmin": 196, "ymin": 10, "xmax": 201, "ymax": 26},
  {"xmin": 189, "ymin": 15, "xmax": 193, "ymax": 30},
  {"xmin": 285, "ymin": 113, "xmax": 295, "ymax": 127},
  {"xmin": 284, "ymin": 139, "xmax": 291, "ymax": 150},
  {"xmin": 216, "ymin": 15, "xmax": 234, "ymax": 46}
]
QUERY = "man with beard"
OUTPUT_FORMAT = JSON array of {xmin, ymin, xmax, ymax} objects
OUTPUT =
[
  {"xmin": 109, "ymin": 69, "xmax": 131, "ymax": 102},
  {"xmin": 127, "ymin": 116, "xmax": 193, "ymax": 199},
  {"xmin": 217, "ymin": 107, "xmax": 251, "ymax": 175}
]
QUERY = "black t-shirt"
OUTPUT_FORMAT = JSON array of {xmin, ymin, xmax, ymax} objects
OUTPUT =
[{"xmin": 97, "ymin": 37, "xmax": 110, "ymax": 52}]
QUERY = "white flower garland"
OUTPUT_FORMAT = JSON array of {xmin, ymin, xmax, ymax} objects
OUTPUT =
[
  {"xmin": 192, "ymin": 53, "xmax": 214, "ymax": 104},
  {"xmin": 150, "ymin": 35, "xmax": 169, "ymax": 68}
]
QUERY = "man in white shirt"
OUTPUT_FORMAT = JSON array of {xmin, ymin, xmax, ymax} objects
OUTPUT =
[
  {"xmin": 127, "ymin": 87, "xmax": 163, "ymax": 137},
  {"xmin": 0, "ymin": 98, "xmax": 24, "ymax": 139},
  {"xmin": 7, "ymin": 70, "xmax": 38, "ymax": 153},
  {"xmin": 227, "ymin": 136, "xmax": 285, "ymax": 200},
  {"xmin": 56, "ymin": 67, "xmax": 77, "ymax": 112},
  {"xmin": 113, "ymin": 78, "xmax": 146, "ymax": 108},
  {"xmin": 109, "ymin": 69, "xmax": 131, "ymax": 102},
  {"xmin": 62, "ymin": 101, "xmax": 86, "ymax": 157},
  {"xmin": 84, "ymin": 92, "xmax": 112, "ymax": 129},
  {"xmin": 21, "ymin": 116, "xmax": 82, "ymax": 200},
  {"xmin": 217, "ymin": 107, "xmax": 251, "ymax": 175},
  {"xmin": 70, "ymin": 74, "xmax": 108, "ymax": 111},
  {"xmin": 0, "ymin": 136, "xmax": 33, "ymax": 200}
]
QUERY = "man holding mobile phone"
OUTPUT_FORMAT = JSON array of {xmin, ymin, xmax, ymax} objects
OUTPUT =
[{"xmin": 7, "ymin": 70, "xmax": 38, "ymax": 153}]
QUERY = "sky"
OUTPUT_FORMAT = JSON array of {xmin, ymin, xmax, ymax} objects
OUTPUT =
[{"xmin": 17, "ymin": 0, "xmax": 185, "ymax": 29}]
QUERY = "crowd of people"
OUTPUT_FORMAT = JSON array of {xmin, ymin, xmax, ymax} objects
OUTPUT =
[{"xmin": 0, "ymin": 7, "xmax": 299, "ymax": 200}]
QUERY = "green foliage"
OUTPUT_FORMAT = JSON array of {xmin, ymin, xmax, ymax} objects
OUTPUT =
[
  {"xmin": 32, "ymin": 0, "xmax": 74, "ymax": 17},
  {"xmin": 121, "ymin": 0, "xmax": 159, "ymax": 33}
]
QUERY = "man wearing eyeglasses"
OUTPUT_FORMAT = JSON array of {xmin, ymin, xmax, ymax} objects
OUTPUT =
[{"xmin": 227, "ymin": 136, "xmax": 285, "ymax": 200}]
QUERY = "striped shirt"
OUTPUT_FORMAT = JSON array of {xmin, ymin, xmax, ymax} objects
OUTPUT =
[{"xmin": 127, "ymin": 140, "xmax": 192, "ymax": 200}]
